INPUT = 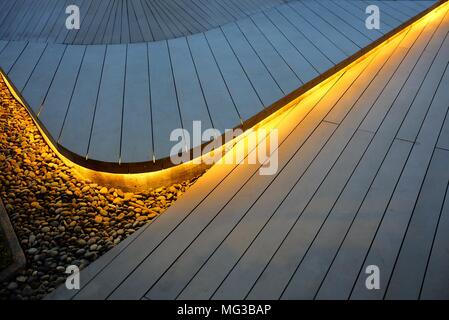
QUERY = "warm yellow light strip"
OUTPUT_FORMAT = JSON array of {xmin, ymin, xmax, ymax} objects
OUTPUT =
[{"xmin": 1, "ymin": 0, "xmax": 447, "ymax": 191}]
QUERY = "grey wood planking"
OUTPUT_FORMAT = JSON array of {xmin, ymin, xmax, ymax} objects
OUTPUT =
[
  {"xmin": 168, "ymin": 36, "xmax": 213, "ymax": 147},
  {"xmin": 236, "ymin": 17, "xmax": 301, "ymax": 94},
  {"xmin": 420, "ymin": 182, "xmax": 449, "ymax": 300},
  {"xmin": 348, "ymin": 0, "xmax": 405, "ymax": 29},
  {"xmin": 20, "ymin": 44, "xmax": 66, "ymax": 114},
  {"xmin": 120, "ymin": 43, "xmax": 152, "ymax": 163},
  {"xmin": 359, "ymin": 7, "xmax": 447, "ymax": 133},
  {"xmin": 146, "ymin": 122, "xmax": 338, "ymax": 300},
  {"xmin": 127, "ymin": 0, "xmax": 145, "ymax": 43},
  {"xmin": 315, "ymin": 139, "xmax": 413, "ymax": 299},
  {"xmin": 81, "ymin": 0, "xmax": 113, "ymax": 45},
  {"xmin": 218, "ymin": 23, "xmax": 280, "ymax": 109},
  {"xmin": 350, "ymin": 61, "xmax": 449, "ymax": 300},
  {"xmin": 206, "ymin": 25, "xmax": 271, "ymax": 117},
  {"xmin": 140, "ymin": 0, "xmax": 166, "ymax": 41},
  {"xmin": 7, "ymin": 42, "xmax": 47, "ymax": 92},
  {"xmin": 250, "ymin": 12, "xmax": 319, "ymax": 84},
  {"xmin": 288, "ymin": 1, "xmax": 361, "ymax": 56},
  {"xmin": 276, "ymin": 19, "xmax": 447, "ymax": 298},
  {"xmin": 177, "ymin": 46, "xmax": 395, "ymax": 299},
  {"xmin": 323, "ymin": 20, "xmax": 421, "ymax": 125},
  {"xmin": 321, "ymin": 0, "xmax": 384, "ymax": 41},
  {"xmin": 0, "ymin": 41, "xmax": 8, "ymax": 54},
  {"xmin": 437, "ymin": 110, "xmax": 449, "ymax": 150},
  {"xmin": 145, "ymin": 73, "xmax": 355, "ymax": 300},
  {"xmin": 112, "ymin": 73, "xmax": 346, "ymax": 301},
  {"xmin": 46, "ymin": 4, "xmax": 449, "ymax": 299},
  {"xmin": 38, "ymin": 45, "xmax": 86, "ymax": 139},
  {"xmin": 187, "ymin": 32, "xmax": 241, "ymax": 132},
  {"xmin": 215, "ymin": 129, "xmax": 373, "ymax": 300},
  {"xmin": 386, "ymin": 148, "xmax": 449, "ymax": 299},
  {"xmin": 210, "ymin": 35, "xmax": 413, "ymax": 300},
  {"xmin": 0, "ymin": 0, "xmax": 436, "ymax": 165},
  {"xmin": 252, "ymin": 26, "xmax": 444, "ymax": 298},
  {"xmin": 0, "ymin": 41, "xmax": 27, "ymax": 74},
  {"xmin": 131, "ymin": 0, "xmax": 154, "ymax": 42},
  {"xmin": 397, "ymin": 32, "xmax": 449, "ymax": 142},
  {"xmin": 148, "ymin": 40, "xmax": 183, "ymax": 160},
  {"xmin": 72, "ymin": 153, "xmax": 247, "ymax": 299},
  {"xmin": 277, "ymin": 4, "xmax": 348, "ymax": 65},
  {"xmin": 263, "ymin": 8, "xmax": 334, "ymax": 73},
  {"xmin": 88, "ymin": 44, "xmax": 126, "ymax": 162},
  {"xmin": 303, "ymin": 0, "xmax": 372, "ymax": 48},
  {"xmin": 59, "ymin": 45, "xmax": 106, "ymax": 157}
]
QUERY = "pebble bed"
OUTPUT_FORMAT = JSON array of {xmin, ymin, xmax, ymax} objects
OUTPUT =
[{"xmin": 0, "ymin": 78, "xmax": 200, "ymax": 300}]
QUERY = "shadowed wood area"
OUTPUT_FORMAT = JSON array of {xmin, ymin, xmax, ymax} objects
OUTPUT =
[
  {"xmin": 46, "ymin": 1, "xmax": 449, "ymax": 300},
  {"xmin": 0, "ymin": 1, "xmax": 438, "ymax": 173}
]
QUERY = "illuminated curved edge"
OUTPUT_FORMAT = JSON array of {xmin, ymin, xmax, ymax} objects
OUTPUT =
[{"xmin": 1, "ymin": 0, "xmax": 446, "ymax": 191}]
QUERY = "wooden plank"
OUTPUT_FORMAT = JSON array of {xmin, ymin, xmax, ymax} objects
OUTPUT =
[
  {"xmin": 236, "ymin": 17, "xmax": 300, "ymax": 94},
  {"xmin": 146, "ymin": 67, "xmax": 364, "ymax": 300},
  {"xmin": 420, "ymin": 182, "xmax": 449, "ymax": 300},
  {"xmin": 147, "ymin": 122, "xmax": 338, "ymax": 300},
  {"xmin": 0, "ymin": 41, "xmax": 27, "ymax": 74},
  {"xmin": 151, "ymin": 1, "xmax": 185, "ymax": 38},
  {"xmin": 160, "ymin": 0, "xmax": 204, "ymax": 34},
  {"xmin": 81, "ymin": 0, "xmax": 113, "ymax": 44},
  {"xmin": 250, "ymin": 12, "xmax": 318, "ymax": 84},
  {"xmin": 302, "ymin": 0, "xmax": 372, "ymax": 48},
  {"xmin": 315, "ymin": 139, "xmax": 412, "ymax": 299},
  {"xmin": 245, "ymin": 130, "xmax": 372, "ymax": 301},
  {"xmin": 62, "ymin": 0, "xmax": 92, "ymax": 44},
  {"xmin": 7, "ymin": 42, "xmax": 47, "ymax": 91},
  {"xmin": 206, "ymin": 27, "xmax": 265, "ymax": 118},
  {"xmin": 39, "ymin": 0, "xmax": 70, "ymax": 42},
  {"xmin": 168, "ymin": 37, "xmax": 212, "ymax": 149},
  {"xmin": 324, "ymin": 17, "xmax": 427, "ymax": 124},
  {"xmin": 15, "ymin": 0, "xmax": 51, "ymax": 41},
  {"xmin": 111, "ymin": 0, "xmax": 123, "ymax": 43},
  {"xmin": 144, "ymin": 1, "xmax": 176, "ymax": 40},
  {"xmin": 129, "ymin": 0, "xmax": 153, "ymax": 42},
  {"xmin": 288, "ymin": 1, "xmax": 360, "ymax": 55},
  {"xmin": 397, "ymin": 29, "xmax": 449, "ymax": 141},
  {"xmin": 187, "ymin": 32, "xmax": 240, "ymax": 132},
  {"xmin": 0, "ymin": 41, "xmax": 8, "ymax": 54},
  {"xmin": 359, "ymin": 8, "xmax": 447, "ymax": 133},
  {"xmin": 148, "ymin": 40, "xmax": 183, "ymax": 160},
  {"xmin": 347, "ymin": 0, "xmax": 403, "ymax": 30},
  {"xmin": 120, "ymin": 43, "xmax": 152, "ymax": 163},
  {"xmin": 263, "ymin": 8, "xmax": 334, "ymax": 73},
  {"xmin": 253, "ymin": 28, "xmax": 444, "ymax": 297},
  {"xmin": 58, "ymin": 45, "xmax": 106, "ymax": 157},
  {"xmin": 88, "ymin": 45, "xmax": 126, "ymax": 162},
  {"xmin": 141, "ymin": 0, "xmax": 169, "ymax": 41},
  {"xmin": 20, "ymin": 44, "xmax": 66, "ymax": 114},
  {"xmin": 1, "ymin": 0, "xmax": 33, "ymax": 40},
  {"xmin": 120, "ymin": 0, "xmax": 130, "ymax": 43},
  {"xmin": 276, "ymin": 4, "xmax": 347, "ymax": 64},
  {"xmin": 178, "ymin": 49, "xmax": 394, "ymax": 299},
  {"xmin": 30, "ymin": 0, "xmax": 61, "ymax": 41},
  {"xmin": 350, "ymin": 62, "xmax": 449, "ymax": 300},
  {"xmin": 386, "ymin": 148, "xmax": 449, "ymax": 299},
  {"xmin": 113, "ymin": 72, "xmax": 346, "ymax": 301},
  {"xmin": 37, "ymin": 45, "xmax": 86, "ymax": 139},
  {"xmin": 320, "ymin": 0, "xmax": 384, "ymax": 41},
  {"xmin": 127, "ymin": 1, "xmax": 144, "ymax": 43},
  {"xmin": 437, "ymin": 111, "xmax": 449, "ymax": 150},
  {"xmin": 101, "ymin": 0, "xmax": 119, "ymax": 43},
  {"xmin": 73, "ymin": 150, "xmax": 247, "ymax": 299}
]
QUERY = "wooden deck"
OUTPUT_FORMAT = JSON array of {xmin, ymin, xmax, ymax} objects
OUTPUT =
[
  {"xmin": 0, "ymin": 1, "xmax": 438, "ymax": 172},
  {"xmin": 47, "ymin": 0, "xmax": 449, "ymax": 300}
]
